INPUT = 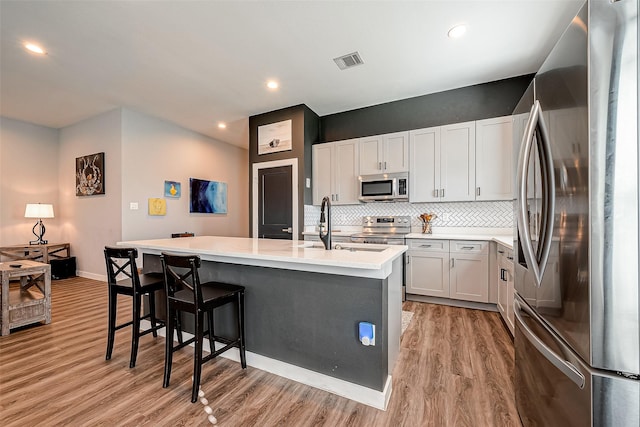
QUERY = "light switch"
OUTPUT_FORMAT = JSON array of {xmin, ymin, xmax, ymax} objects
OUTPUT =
[
  {"xmin": 306, "ymin": 178, "xmax": 311, "ymax": 188},
  {"xmin": 130, "ymin": 202, "xmax": 139, "ymax": 210}
]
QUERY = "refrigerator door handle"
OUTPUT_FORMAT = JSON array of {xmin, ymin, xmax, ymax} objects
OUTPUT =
[
  {"xmin": 516, "ymin": 100, "xmax": 555, "ymax": 287},
  {"xmin": 514, "ymin": 298, "xmax": 585, "ymax": 389}
]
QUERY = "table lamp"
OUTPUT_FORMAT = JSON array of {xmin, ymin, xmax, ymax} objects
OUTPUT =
[{"xmin": 25, "ymin": 203, "xmax": 54, "ymax": 245}]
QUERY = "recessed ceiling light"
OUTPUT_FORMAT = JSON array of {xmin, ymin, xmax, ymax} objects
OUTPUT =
[
  {"xmin": 24, "ymin": 43, "xmax": 46, "ymax": 54},
  {"xmin": 448, "ymin": 24, "xmax": 467, "ymax": 39},
  {"xmin": 218, "ymin": 122, "xmax": 226, "ymax": 129},
  {"xmin": 266, "ymin": 80, "xmax": 279, "ymax": 90}
]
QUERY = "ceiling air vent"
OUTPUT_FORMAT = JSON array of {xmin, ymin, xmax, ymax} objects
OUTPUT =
[{"xmin": 333, "ymin": 51, "xmax": 364, "ymax": 70}]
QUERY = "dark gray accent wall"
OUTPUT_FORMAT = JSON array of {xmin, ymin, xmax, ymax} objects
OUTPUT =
[
  {"xmin": 143, "ymin": 254, "xmax": 389, "ymax": 391},
  {"xmin": 249, "ymin": 105, "xmax": 319, "ymax": 238},
  {"xmin": 319, "ymin": 74, "xmax": 534, "ymax": 142}
]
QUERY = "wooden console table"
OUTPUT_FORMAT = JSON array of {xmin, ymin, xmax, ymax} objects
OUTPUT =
[
  {"xmin": 0, "ymin": 260, "xmax": 52, "ymax": 335},
  {"xmin": 0, "ymin": 243, "xmax": 70, "ymax": 264}
]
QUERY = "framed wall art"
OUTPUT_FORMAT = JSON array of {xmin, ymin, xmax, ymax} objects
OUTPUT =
[
  {"xmin": 258, "ymin": 119, "xmax": 292, "ymax": 155},
  {"xmin": 76, "ymin": 152, "xmax": 105, "ymax": 196},
  {"xmin": 164, "ymin": 180, "xmax": 181, "ymax": 198},
  {"xmin": 190, "ymin": 178, "xmax": 227, "ymax": 214},
  {"xmin": 148, "ymin": 198, "xmax": 167, "ymax": 216}
]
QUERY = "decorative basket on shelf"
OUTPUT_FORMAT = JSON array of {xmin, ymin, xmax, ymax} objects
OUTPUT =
[{"xmin": 419, "ymin": 213, "xmax": 437, "ymax": 234}]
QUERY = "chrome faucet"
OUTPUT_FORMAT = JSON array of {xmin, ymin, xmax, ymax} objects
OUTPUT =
[{"xmin": 319, "ymin": 196, "xmax": 332, "ymax": 250}]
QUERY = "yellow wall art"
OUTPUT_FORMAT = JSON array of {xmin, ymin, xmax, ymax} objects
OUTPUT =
[{"xmin": 148, "ymin": 198, "xmax": 167, "ymax": 216}]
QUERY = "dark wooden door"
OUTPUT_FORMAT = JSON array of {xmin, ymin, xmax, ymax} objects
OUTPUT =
[{"xmin": 258, "ymin": 165, "xmax": 293, "ymax": 239}]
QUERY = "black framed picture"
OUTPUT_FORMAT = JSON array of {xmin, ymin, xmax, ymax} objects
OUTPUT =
[{"xmin": 76, "ymin": 152, "xmax": 105, "ymax": 196}]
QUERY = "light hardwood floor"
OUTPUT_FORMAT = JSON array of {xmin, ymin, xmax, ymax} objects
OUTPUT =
[{"xmin": 0, "ymin": 276, "xmax": 521, "ymax": 426}]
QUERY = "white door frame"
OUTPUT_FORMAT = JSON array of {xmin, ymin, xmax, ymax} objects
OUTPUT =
[{"xmin": 252, "ymin": 158, "xmax": 298, "ymax": 240}]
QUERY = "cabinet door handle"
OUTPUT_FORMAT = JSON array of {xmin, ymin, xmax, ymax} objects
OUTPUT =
[
  {"xmin": 451, "ymin": 258, "xmax": 455, "ymax": 268},
  {"xmin": 477, "ymin": 187, "xmax": 481, "ymax": 196},
  {"xmin": 500, "ymin": 268, "xmax": 505, "ymax": 281},
  {"xmin": 440, "ymin": 189, "xmax": 445, "ymax": 198},
  {"xmin": 507, "ymin": 256, "xmax": 513, "ymax": 261},
  {"xmin": 406, "ymin": 256, "xmax": 410, "ymax": 265},
  {"xmin": 498, "ymin": 250, "xmax": 505, "ymax": 254},
  {"xmin": 335, "ymin": 193, "xmax": 339, "ymax": 202},
  {"xmin": 384, "ymin": 161, "xmax": 387, "ymax": 170},
  {"xmin": 433, "ymin": 189, "xmax": 439, "ymax": 198},
  {"xmin": 461, "ymin": 246, "xmax": 475, "ymax": 250},
  {"xmin": 378, "ymin": 162, "xmax": 382, "ymax": 170},
  {"xmin": 420, "ymin": 244, "xmax": 432, "ymax": 248}
]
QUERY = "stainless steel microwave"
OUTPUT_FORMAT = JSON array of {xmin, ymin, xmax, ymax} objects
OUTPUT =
[{"xmin": 358, "ymin": 172, "xmax": 409, "ymax": 202}]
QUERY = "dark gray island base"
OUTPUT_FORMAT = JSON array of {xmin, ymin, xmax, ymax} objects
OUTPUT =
[
  {"xmin": 120, "ymin": 236, "xmax": 405, "ymax": 409},
  {"xmin": 144, "ymin": 254, "xmax": 397, "ymax": 394}
]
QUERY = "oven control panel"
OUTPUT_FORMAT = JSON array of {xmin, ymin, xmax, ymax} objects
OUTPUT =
[{"xmin": 362, "ymin": 216, "xmax": 411, "ymax": 232}]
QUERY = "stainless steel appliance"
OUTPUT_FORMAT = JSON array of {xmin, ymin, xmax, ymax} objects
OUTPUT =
[
  {"xmin": 358, "ymin": 172, "xmax": 409, "ymax": 202},
  {"xmin": 512, "ymin": 1, "xmax": 638, "ymax": 426},
  {"xmin": 351, "ymin": 215, "xmax": 411, "ymax": 299}
]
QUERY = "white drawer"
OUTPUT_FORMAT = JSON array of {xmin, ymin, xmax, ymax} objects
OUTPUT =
[
  {"xmin": 450, "ymin": 240, "xmax": 488, "ymax": 254},
  {"xmin": 407, "ymin": 239, "xmax": 449, "ymax": 252}
]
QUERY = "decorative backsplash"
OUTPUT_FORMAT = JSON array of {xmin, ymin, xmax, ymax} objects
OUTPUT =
[{"xmin": 305, "ymin": 200, "xmax": 514, "ymax": 229}]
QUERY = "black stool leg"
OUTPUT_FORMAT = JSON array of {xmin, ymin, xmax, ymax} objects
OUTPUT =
[
  {"xmin": 105, "ymin": 288, "xmax": 117, "ymax": 361},
  {"xmin": 206, "ymin": 310, "xmax": 215, "ymax": 354},
  {"xmin": 175, "ymin": 312, "xmax": 184, "ymax": 345},
  {"xmin": 238, "ymin": 291, "xmax": 247, "ymax": 369},
  {"xmin": 163, "ymin": 306, "xmax": 175, "ymax": 388},
  {"xmin": 192, "ymin": 311, "xmax": 204, "ymax": 403},
  {"xmin": 130, "ymin": 293, "xmax": 141, "ymax": 368},
  {"xmin": 148, "ymin": 292, "xmax": 158, "ymax": 337}
]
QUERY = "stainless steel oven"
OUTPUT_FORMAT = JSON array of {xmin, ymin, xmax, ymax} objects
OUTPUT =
[{"xmin": 351, "ymin": 216, "xmax": 410, "ymax": 300}]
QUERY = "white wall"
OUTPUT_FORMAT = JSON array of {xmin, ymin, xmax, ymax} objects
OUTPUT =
[
  {"xmin": 0, "ymin": 117, "xmax": 60, "ymax": 245},
  {"xmin": 58, "ymin": 109, "xmax": 123, "ymax": 280},
  {"xmin": 121, "ymin": 109, "xmax": 249, "ymax": 241},
  {"xmin": 2, "ymin": 108, "xmax": 249, "ymax": 278}
]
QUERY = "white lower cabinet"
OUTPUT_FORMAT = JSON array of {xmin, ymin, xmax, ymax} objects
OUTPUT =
[
  {"xmin": 406, "ymin": 239, "xmax": 489, "ymax": 303},
  {"xmin": 497, "ymin": 244, "xmax": 515, "ymax": 335},
  {"xmin": 406, "ymin": 240, "xmax": 450, "ymax": 297},
  {"xmin": 449, "ymin": 241, "xmax": 489, "ymax": 302}
]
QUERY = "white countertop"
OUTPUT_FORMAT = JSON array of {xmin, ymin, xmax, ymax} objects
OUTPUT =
[
  {"xmin": 118, "ymin": 236, "xmax": 407, "ymax": 279},
  {"xmin": 303, "ymin": 226, "xmax": 514, "ymax": 249},
  {"xmin": 405, "ymin": 232, "xmax": 514, "ymax": 249}
]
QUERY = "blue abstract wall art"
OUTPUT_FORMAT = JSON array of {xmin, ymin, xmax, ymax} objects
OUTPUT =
[{"xmin": 190, "ymin": 178, "xmax": 227, "ymax": 214}]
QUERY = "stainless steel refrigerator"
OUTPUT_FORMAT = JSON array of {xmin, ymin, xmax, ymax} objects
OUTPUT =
[{"xmin": 512, "ymin": 1, "xmax": 639, "ymax": 425}]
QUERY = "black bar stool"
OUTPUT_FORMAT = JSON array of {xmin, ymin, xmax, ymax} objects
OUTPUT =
[
  {"xmin": 104, "ymin": 246, "xmax": 165, "ymax": 368},
  {"xmin": 160, "ymin": 252, "xmax": 246, "ymax": 403}
]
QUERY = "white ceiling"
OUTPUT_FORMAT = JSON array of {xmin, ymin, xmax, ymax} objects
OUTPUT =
[{"xmin": 0, "ymin": 0, "xmax": 584, "ymax": 149}]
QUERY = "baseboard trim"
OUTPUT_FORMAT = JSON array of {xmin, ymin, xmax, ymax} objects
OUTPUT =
[
  {"xmin": 77, "ymin": 271, "xmax": 106, "ymax": 282},
  {"xmin": 406, "ymin": 294, "xmax": 498, "ymax": 312},
  {"xmin": 140, "ymin": 320, "xmax": 392, "ymax": 410}
]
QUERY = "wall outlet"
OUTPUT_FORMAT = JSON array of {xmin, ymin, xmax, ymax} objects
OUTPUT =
[
  {"xmin": 441, "ymin": 213, "xmax": 450, "ymax": 222},
  {"xmin": 130, "ymin": 202, "xmax": 139, "ymax": 210}
]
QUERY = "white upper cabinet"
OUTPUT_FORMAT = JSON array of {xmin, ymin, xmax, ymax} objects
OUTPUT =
[
  {"xmin": 312, "ymin": 144, "xmax": 333, "ymax": 205},
  {"xmin": 359, "ymin": 131, "xmax": 409, "ymax": 175},
  {"xmin": 440, "ymin": 121, "xmax": 476, "ymax": 201},
  {"xmin": 475, "ymin": 116, "xmax": 513, "ymax": 201},
  {"xmin": 410, "ymin": 121, "xmax": 476, "ymax": 203},
  {"xmin": 312, "ymin": 139, "xmax": 359, "ymax": 205},
  {"xmin": 409, "ymin": 126, "xmax": 440, "ymax": 202}
]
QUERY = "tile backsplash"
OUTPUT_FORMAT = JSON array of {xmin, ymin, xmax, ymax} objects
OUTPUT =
[{"xmin": 305, "ymin": 201, "xmax": 514, "ymax": 229}]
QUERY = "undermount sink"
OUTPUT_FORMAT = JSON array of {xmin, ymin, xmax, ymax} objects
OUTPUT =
[{"xmin": 298, "ymin": 242, "xmax": 387, "ymax": 252}]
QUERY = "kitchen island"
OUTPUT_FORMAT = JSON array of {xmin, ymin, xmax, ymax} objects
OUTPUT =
[{"xmin": 117, "ymin": 236, "xmax": 406, "ymax": 409}]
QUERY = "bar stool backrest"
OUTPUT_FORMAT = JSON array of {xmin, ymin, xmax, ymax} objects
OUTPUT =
[
  {"xmin": 160, "ymin": 253, "xmax": 206, "ymax": 306},
  {"xmin": 104, "ymin": 247, "xmax": 142, "ymax": 291}
]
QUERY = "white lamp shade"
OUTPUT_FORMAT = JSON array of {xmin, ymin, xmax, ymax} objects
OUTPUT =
[{"xmin": 25, "ymin": 203, "xmax": 54, "ymax": 219}]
